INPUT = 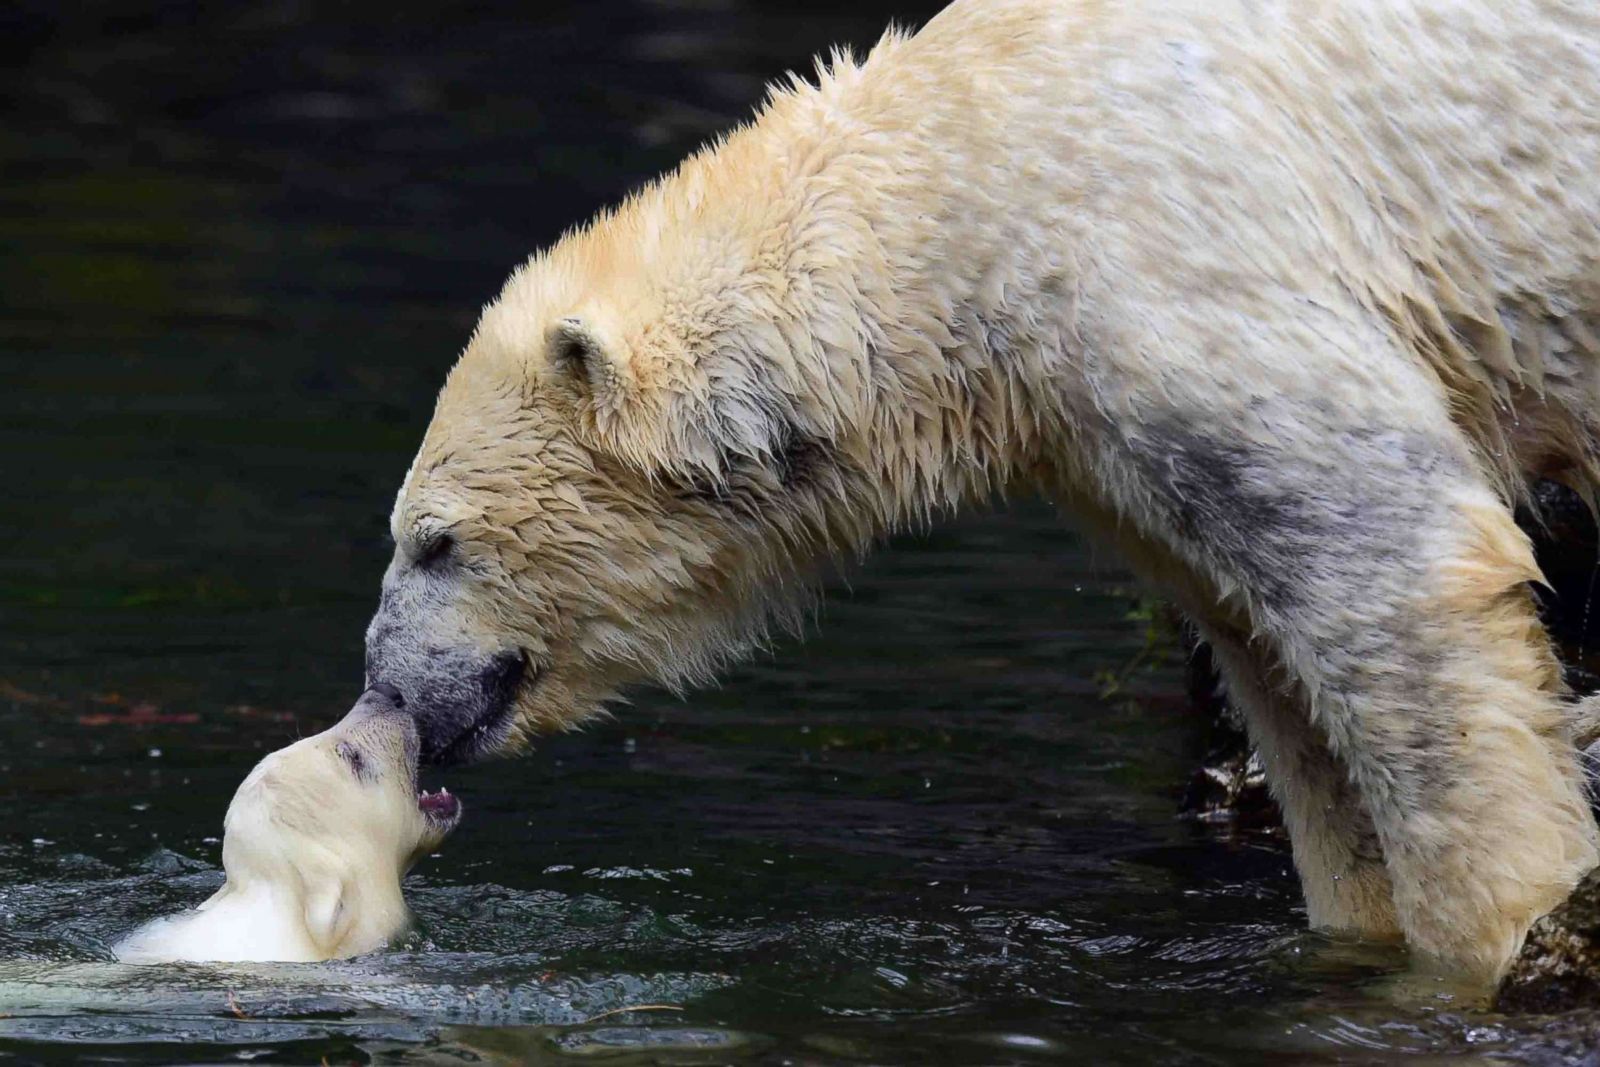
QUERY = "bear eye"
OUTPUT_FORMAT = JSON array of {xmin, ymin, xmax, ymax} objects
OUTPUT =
[{"xmin": 412, "ymin": 531, "xmax": 454, "ymax": 570}]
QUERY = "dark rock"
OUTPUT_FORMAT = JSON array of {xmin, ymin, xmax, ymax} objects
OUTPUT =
[
  {"xmin": 1501, "ymin": 868, "xmax": 1600, "ymax": 1012},
  {"xmin": 1175, "ymin": 628, "xmax": 1281, "ymax": 833}
]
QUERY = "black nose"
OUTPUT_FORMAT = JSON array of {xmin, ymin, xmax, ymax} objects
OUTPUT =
[{"xmin": 365, "ymin": 681, "xmax": 405, "ymax": 708}]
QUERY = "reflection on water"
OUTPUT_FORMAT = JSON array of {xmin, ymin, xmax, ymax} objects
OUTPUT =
[{"xmin": 4, "ymin": 1, "xmax": 1600, "ymax": 1062}]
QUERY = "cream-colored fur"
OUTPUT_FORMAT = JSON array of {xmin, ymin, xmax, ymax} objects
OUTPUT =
[
  {"xmin": 115, "ymin": 688, "xmax": 459, "ymax": 964},
  {"xmin": 365, "ymin": 0, "xmax": 1600, "ymax": 984}
]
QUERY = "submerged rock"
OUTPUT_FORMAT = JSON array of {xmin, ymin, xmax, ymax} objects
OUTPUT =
[
  {"xmin": 1175, "ymin": 633, "xmax": 1281, "ymax": 833},
  {"xmin": 1500, "ymin": 868, "xmax": 1600, "ymax": 1012}
]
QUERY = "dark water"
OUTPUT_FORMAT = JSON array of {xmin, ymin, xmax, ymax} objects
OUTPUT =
[{"xmin": 3, "ymin": 3, "xmax": 1598, "ymax": 1062}]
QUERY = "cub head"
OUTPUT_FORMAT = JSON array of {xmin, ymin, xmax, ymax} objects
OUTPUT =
[
  {"xmin": 365, "ymin": 165, "xmax": 879, "ymax": 764},
  {"xmin": 220, "ymin": 684, "xmax": 462, "ymax": 955}
]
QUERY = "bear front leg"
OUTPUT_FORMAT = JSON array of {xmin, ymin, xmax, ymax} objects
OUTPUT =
[
  {"xmin": 1197, "ymin": 621, "xmax": 1401, "ymax": 940},
  {"xmin": 1128, "ymin": 417, "xmax": 1598, "ymax": 982},
  {"xmin": 1055, "ymin": 485, "xmax": 1404, "ymax": 940},
  {"xmin": 1345, "ymin": 489, "xmax": 1599, "ymax": 981}
]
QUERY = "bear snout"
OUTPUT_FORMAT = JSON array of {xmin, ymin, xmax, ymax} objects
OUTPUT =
[{"xmin": 365, "ymin": 618, "xmax": 528, "ymax": 765}]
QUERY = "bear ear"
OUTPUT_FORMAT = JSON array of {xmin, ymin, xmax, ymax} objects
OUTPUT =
[{"xmin": 547, "ymin": 316, "xmax": 626, "ymax": 409}]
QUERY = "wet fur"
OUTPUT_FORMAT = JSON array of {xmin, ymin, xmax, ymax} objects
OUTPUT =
[{"xmin": 369, "ymin": 0, "xmax": 1600, "ymax": 983}]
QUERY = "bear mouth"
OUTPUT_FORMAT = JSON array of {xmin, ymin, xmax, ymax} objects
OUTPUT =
[
  {"xmin": 423, "ymin": 655, "xmax": 536, "ymax": 765},
  {"xmin": 429, "ymin": 702, "xmax": 518, "ymax": 766}
]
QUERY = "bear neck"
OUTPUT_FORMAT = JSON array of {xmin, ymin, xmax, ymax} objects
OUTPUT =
[{"xmin": 704, "ymin": 36, "xmax": 1097, "ymax": 542}]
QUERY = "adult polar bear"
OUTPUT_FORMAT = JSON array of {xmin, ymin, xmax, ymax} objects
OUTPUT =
[{"xmin": 364, "ymin": 0, "xmax": 1600, "ymax": 982}]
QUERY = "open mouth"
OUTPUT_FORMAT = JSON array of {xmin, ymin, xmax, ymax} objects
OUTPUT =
[{"xmin": 417, "ymin": 787, "xmax": 463, "ymax": 834}]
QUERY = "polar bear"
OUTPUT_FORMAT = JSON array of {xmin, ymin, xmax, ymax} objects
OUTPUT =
[
  {"xmin": 364, "ymin": 0, "xmax": 1600, "ymax": 983},
  {"xmin": 115, "ymin": 686, "xmax": 460, "ymax": 964}
]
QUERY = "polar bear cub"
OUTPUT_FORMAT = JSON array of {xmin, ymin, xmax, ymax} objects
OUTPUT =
[{"xmin": 115, "ymin": 684, "xmax": 460, "ymax": 964}]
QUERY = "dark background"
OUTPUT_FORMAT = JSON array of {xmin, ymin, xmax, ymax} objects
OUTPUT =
[{"xmin": 0, "ymin": 0, "xmax": 942, "ymax": 644}]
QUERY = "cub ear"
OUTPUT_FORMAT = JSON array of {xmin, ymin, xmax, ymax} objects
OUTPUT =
[
  {"xmin": 303, "ymin": 876, "xmax": 355, "ymax": 957},
  {"xmin": 548, "ymin": 317, "xmax": 628, "ymax": 412}
]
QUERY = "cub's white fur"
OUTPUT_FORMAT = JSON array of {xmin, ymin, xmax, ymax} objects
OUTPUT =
[{"xmin": 115, "ymin": 688, "xmax": 459, "ymax": 964}]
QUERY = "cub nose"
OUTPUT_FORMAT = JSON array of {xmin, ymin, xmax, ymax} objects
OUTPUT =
[
  {"xmin": 366, "ymin": 681, "xmax": 405, "ymax": 707},
  {"xmin": 356, "ymin": 682, "xmax": 406, "ymax": 713}
]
